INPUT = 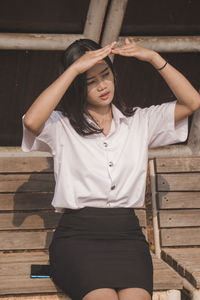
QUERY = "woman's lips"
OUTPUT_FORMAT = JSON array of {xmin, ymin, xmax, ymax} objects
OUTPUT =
[{"xmin": 100, "ymin": 92, "xmax": 110, "ymax": 100}]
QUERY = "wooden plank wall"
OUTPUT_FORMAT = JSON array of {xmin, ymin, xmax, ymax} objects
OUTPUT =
[{"xmin": 155, "ymin": 157, "xmax": 200, "ymax": 247}]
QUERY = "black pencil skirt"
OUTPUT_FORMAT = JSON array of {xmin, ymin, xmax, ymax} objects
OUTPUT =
[{"xmin": 49, "ymin": 207, "xmax": 153, "ymax": 300}]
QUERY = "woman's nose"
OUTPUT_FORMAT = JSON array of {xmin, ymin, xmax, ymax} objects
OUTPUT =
[{"xmin": 97, "ymin": 79, "xmax": 106, "ymax": 91}]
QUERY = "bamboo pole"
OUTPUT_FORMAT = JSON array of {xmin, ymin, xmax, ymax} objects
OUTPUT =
[
  {"xmin": 101, "ymin": 0, "xmax": 129, "ymax": 46},
  {"xmin": 1, "ymin": 34, "xmax": 200, "ymax": 52},
  {"xmin": 83, "ymin": 0, "xmax": 108, "ymax": 42},
  {"xmin": 0, "ymin": 33, "xmax": 83, "ymax": 50},
  {"xmin": 118, "ymin": 36, "xmax": 200, "ymax": 52}
]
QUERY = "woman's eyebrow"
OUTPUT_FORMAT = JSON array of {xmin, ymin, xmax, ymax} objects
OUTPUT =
[{"xmin": 86, "ymin": 67, "xmax": 109, "ymax": 80}]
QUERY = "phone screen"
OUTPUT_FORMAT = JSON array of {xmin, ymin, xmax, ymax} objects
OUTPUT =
[{"xmin": 30, "ymin": 264, "xmax": 51, "ymax": 278}]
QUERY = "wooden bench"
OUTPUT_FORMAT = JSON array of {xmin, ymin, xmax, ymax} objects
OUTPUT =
[
  {"xmin": 0, "ymin": 155, "xmax": 183, "ymax": 299},
  {"xmin": 149, "ymin": 156, "xmax": 200, "ymax": 300}
]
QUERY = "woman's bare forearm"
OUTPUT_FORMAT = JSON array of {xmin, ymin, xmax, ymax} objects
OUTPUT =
[{"xmin": 23, "ymin": 65, "xmax": 78, "ymax": 135}]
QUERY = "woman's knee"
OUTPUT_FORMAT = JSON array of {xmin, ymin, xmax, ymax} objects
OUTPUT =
[
  {"xmin": 117, "ymin": 287, "xmax": 151, "ymax": 300},
  {"xmin": 82, "ymin": 287, "xmax": 119, "ymax": 300}
]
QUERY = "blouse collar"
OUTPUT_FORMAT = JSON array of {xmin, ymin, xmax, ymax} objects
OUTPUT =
[{"xmin": 84, "ymin": 103, "xmax": 129, "ymax": 127}]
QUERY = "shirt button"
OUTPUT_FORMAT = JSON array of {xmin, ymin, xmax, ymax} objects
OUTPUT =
[
  {"xmin": 109, "ymin": 161, "xmax": 113, "ymax": 167},
  {"xmin": 107, "ymin": 203, "xmax": 111, "ymax": 207},
  {"xmin": 103, "ymin": 142, "xmax": 108, "ymax": 147},
  {"xmin": 111, "ymin": 185, "xmax": 116, "ymax": 190}
]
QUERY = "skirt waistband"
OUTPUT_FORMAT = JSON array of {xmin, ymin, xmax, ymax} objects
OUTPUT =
[
  {"xmin": 52, "ymin": 206, "xmax": 147, "ymax": 242},
  {"xmin": 63, "ymin": 206, "xmax": 136, "ymax": 216}
]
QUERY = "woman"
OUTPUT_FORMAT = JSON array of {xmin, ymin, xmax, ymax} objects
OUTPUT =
[{"xmin": 21, "ymin": 38, "xmax": 200, "ymax": 300}]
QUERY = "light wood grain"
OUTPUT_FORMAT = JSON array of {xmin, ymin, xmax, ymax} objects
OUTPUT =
[
  {"xmin": 0, "ymin": 212, "xmax": 61, "ymax": 230},
  {"xmin": 162, "ymin": 248, "xmax": 200, "ymax": 288},
  {"xmin": 0, "ymin": 193, "xmax": 54, "ymax": 210},
  {"xmin": 161, "ymin": 228, "xmax": 200, "ymax": 246},
  {"xmin": 158, "ymin": 191, "xmax": 200, "ymax": 208},
  {"xmin": 134, "ymin": 209, "xmax": 147, "ymax": 227},
  {"xmin": 0, "ymin": 174, "xmax": 55, "ymax": 192},
  {"xmin": 0, "ymin": 231, "xmax": 53, "ymax": 250},
  {"xmin": 159, "ymin": 209, "xmax": 200, "ymax": 227},
  {"xmin": 0, "ymin": 277, "xmax": 60, "ymax": 295},
  {"xmin": 157, "ymin": 173, "xmax": 200, "ymax": 191},
  {"xmin": 0, "ymin": 157, "xmax": 53, "ymax": 173},
  {"xmin": 155, "ymin": 157, "xmax": 200, "ymax": 173}
]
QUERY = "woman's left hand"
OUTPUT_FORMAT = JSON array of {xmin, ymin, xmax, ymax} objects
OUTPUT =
[{"xmin": 111, "ymin": 38, "xmax": 156, "ymax": 63}]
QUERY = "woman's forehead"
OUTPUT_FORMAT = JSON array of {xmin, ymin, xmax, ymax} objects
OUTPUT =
[{"xmin": 86, "ymin": 60, "xmax": 109, "ymax": 77}]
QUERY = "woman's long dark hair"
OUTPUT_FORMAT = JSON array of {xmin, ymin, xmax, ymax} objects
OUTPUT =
[{"xmin": 58, "ymin": 39, "xmax": 135, "ymax": 136}]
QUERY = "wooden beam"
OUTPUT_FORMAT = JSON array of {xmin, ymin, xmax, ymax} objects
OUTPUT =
[
  {"xmin": 118, "ymin": 36, "xmax": 200, "ymax": 52},
  {"xmin": 0, "ymin": 33, "xmax": 83, "ymax": 50},
  {"xmin": 83, "ymin": 0, "xmax": 109, "ymax": 42},
  {"xmin": 1, "ymin": 34, "xmax": 200, "ymax": 52},
  {"xmin": 101, "ymin": 0, "xmax": 129, "ymax": 46}
]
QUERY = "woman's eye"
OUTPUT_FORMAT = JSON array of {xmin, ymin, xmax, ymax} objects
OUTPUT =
[
  {"xmin": 102, "ymin": 72, "xmax": 109, "ymax": 77},
  {"xmin": 87, "ymin": 80, "xmax": 95, "ymax": 85}
]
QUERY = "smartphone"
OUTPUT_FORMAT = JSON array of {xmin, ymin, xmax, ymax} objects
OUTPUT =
[{"xmin": 30, "ymin": 264, "xmax": 51, "ymax": 278}]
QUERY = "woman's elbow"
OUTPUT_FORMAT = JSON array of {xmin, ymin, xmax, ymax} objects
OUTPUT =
[{"xmin": 23, "ymin": 115, "xmax": 43, "ymax": 136}]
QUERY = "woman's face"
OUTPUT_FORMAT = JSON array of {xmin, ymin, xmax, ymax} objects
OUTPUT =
[{"xmin": 85, "ymin": 60, "xmax": 115, "ymax": 110}]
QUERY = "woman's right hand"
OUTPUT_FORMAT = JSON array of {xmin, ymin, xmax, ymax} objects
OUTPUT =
[{"xmin": 71, "ymin": 41, "xmax": 116, "ymax": 75}]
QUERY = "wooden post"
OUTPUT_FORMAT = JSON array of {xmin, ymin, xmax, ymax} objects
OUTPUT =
[
  {"xmin": 101, "ymin": 0, "xmax": 129, "ymax": 46},
  {"xmin": 149, "ymin": 160, "xmax": 161, "ymax": 258},
  {"xmin": 83, "ymin": 0, "xmax": 108, "ymax": 42},
  {"xmin": 188, "ymin": 108, "xmax": 200, "ymax": 154}
]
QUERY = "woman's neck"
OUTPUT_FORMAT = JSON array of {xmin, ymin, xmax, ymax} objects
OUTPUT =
[{"xmin": 87, "ymin": 104, "xmax": 113, "ymax": 124}]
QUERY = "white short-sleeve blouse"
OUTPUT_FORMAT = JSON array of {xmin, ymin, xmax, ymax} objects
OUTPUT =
[{"xmin": 21, "ymin": 100, "xmax": 188, "ymax": 212}]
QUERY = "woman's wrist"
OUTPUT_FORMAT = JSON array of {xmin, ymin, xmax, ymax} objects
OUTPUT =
[
  {"xmin": 149, "ymin": 51, "xmax": 167, "ymax": 71},
  {"xmin": 66, "ymin": 64, "xmax": 80, "ymax": 78}
]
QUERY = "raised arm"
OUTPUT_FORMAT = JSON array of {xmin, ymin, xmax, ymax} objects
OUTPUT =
[
  {"xmin": 112, "ymin": 38, "xmax": 200, "ymax": 124},
  {"xmin": 24, "ymin": 42, "xmax": 116, "ymax": 136}
]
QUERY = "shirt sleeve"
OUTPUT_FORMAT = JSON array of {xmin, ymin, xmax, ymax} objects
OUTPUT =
[
  {"xmin": 21, "ymin": 110, "xmax": 62, "ymax": 155},
  {"xmin": 147, "ymin": 100, "xmax": 188, "ymax": 149}
]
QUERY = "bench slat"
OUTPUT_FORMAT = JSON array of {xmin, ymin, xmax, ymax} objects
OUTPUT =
[
  {"xmin": 158, "ymin": 192, "xmax": 200, "ymax": 209},
  {"xmin": 159, "ymin": 210, "xmax": 200, "ymax": 227},
  {"xmin": 0, "ymin": 212, "xmax": 61, "ymax": 230},
  {"xmin": 0, "ymin": 277, "xmax": 60, "ymax": 295},
  {"xmin": 0, "ymin": 193, "xmax": 53, "ymax": 210},
  {"xmin": 0, "ymin": 174, "xmax": 55, "ymax": 192},
  {"xmin": 0, "ymin": 250, "xmax": 49, "ymax": 263},
  {"xmin": 0, "ymin": 231, "xmax": 53, "ymax": 250},
  {"xmin": 157, "ymin": 173, "xmax": 200, "ymax": 191},
  {"xmin": 155, "ymin": 157, "xmax": 200, "ymax": 173},
  {"xmin": 161, "ymin": 228, "xmax": 200, "ymax": 246},
  {"xmin": 162, "ymin": 248, "xmax": 200, "ymax": 288},
  {"xmin": 0, "ymin": 157, "xmax": 53, "ymax": 173}
]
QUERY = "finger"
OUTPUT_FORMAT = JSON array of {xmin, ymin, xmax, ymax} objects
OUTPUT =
[
  {"xmin": 112, "ymin": 44, "xmax": 134, "ymax": 51},
  {"xmin": 111, "ymin": 49, "xmax": 137, "ymax": 56},
  {"xmin": 89, "ymin": 43, "xmax": 115, "ymax": 57},
  {"xmin": 125, "ymin": 38, "xmax": 131, "ymax": 45},
  {"xmin": 111, "ymin": 47, "xmax": 133, "ymax": 54}
]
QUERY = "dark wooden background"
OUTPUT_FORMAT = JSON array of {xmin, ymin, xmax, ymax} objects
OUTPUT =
[{"xmin": 0, "ymin": 0, "xmax": 199, "ymax": 146}]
